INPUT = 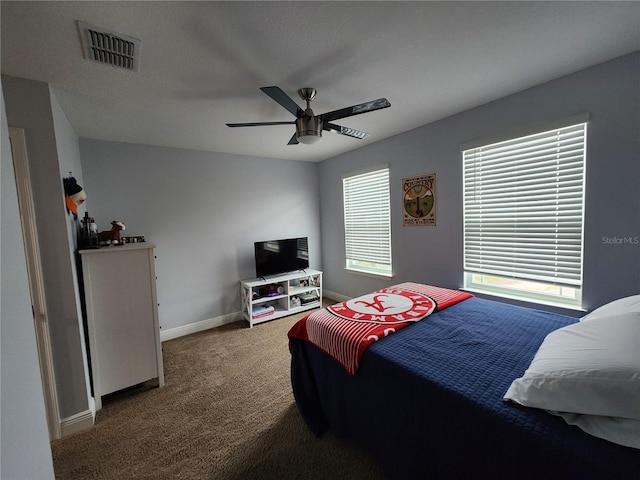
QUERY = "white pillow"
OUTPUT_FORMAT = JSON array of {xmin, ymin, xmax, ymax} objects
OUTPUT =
[
  {"xmin": 581, "ymin": 294, "xmax": 640, "ymax": 321},
  {"xmin": 504, "ymin": 313, "xmax": 640, "ymax": 420},
  {"xmin": 552, "ymin": 412, "xmax": 640, "ymax": 449}
]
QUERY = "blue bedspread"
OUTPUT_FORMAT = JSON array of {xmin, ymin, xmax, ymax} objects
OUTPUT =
[{"xmin": 289, "ymin": 297, "xmax": 639, "ymax": 479}]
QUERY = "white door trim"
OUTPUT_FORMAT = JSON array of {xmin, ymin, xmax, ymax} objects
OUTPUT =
[{"xmin": 9, "ymin": 127, "xmax": 61, "ymax": 440}]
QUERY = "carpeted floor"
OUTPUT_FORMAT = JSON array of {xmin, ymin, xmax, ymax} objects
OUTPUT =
[{"xmin": 50, "ymin": 305, "xmax": 385, "ymax": 480}]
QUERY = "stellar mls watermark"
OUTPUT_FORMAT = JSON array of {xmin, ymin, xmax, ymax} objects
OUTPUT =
[{"xmin": 601, "ymin": 235, "xmax": 639, "ymax": 245}]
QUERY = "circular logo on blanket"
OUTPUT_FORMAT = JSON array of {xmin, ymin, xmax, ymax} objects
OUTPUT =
[{"xmin": 328, "ymin": 288, "xmax": 436, "ymax": 324}]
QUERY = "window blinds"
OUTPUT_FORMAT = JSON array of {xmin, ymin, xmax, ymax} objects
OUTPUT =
[
  {"xmin": 463, "ymin": 123, "xmax": 587, "ymax": 287},
  {"xmin": 343, "ymin": 167, "xmax": 391, "ymax": 270}
]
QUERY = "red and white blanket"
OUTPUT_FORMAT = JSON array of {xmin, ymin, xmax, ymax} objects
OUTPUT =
[{"xmin": 288, "ymin": 282, "xmax": 473, "ymax": 375}]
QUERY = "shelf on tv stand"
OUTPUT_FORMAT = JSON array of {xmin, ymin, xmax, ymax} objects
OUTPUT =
[{"xmin": 240, "ymin": 269, "xmax": 322, "ymax": 327}]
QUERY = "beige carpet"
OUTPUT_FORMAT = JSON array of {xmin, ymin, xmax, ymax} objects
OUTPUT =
[{"xmin": 51, "ymin": 306, "xmax": 385, "ymax": 480}]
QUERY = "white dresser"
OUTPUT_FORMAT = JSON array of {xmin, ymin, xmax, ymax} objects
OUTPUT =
[{"xmin": 79, "ymin": 243, "xmax": 164, "ymax": 410}]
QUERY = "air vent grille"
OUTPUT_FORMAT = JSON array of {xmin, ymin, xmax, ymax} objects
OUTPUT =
[{"xmin": 77, "ymin": 21, "xmax": 140, "ymax": 71}]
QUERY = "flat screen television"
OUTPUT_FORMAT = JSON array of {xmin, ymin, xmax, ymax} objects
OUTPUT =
[{"xmin": 254, "ymin": 237, "xmax": 309, "ymax": 278}]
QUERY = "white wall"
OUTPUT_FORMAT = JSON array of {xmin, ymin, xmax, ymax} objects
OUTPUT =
[
  {"xmin": 319, "ymin": 52, "xmax": 640, "ymax": 313},
  {"xmin": 79, "ymin": 141, "xmax": 322, "ymax": 332},
  {"xmin": 1, "ymin": 78, "xmax": 55, "ymax": 479}
]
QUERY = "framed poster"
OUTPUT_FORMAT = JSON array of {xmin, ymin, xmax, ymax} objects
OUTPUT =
[{"xmin": 403, "ymin": 173, "xmax": 436, "ymax": 226}]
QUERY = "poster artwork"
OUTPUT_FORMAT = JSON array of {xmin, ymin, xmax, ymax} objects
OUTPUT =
[{"xmin": 403, "ymin": 173, "xmax": 436, "ymax": 226}]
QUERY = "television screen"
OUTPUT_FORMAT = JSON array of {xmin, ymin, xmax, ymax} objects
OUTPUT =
[{"xmin": 254, "ymin": 237, "xmax": 309, "ymax": 278}]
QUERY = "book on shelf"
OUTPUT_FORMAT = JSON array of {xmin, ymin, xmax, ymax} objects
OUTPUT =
[{"xmin": 252, "ymin": 304, "xmax": 275, "ymax": 319}]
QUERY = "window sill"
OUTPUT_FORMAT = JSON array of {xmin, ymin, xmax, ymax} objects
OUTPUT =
[
  {"xmin": 344, "ymin": 267, "xmax": 394, "ymax": 280},
  {"xmin": 463, "ymin": 286, "xmax": 586, "ymax": 314}
]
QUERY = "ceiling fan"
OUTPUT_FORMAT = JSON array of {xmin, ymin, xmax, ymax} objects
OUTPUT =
[{"xmin": 226, "ymin": 86, "xmax": 391, "ymax": 145}]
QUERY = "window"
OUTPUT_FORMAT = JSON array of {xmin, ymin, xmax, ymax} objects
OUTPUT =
[
  {"xmin": 343, "ymin": 166, "xmax": 392, "ymax": 276},
  {"xmin": 462, "ymin": 122, "xmax": 587, "ymax": 309}
]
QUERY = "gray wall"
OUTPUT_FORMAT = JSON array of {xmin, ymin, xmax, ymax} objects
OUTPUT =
[
  {"xmin": 2, "ymin": 75, "xmax": 91, "ymax": 420},
  {"xmin": 319, "ymin": 52, "xmax": 640, "ymax": 314},
  {"xmin": 79, "ymin": 141, "xmax": 321, "ymax": 331},
  {"xmin": 50, "ymin": 83, "xmax": 94, "ymax": 411},
  {"xmin": 1, "ymin": 79, "xmax": 55, "ymax": 478}
]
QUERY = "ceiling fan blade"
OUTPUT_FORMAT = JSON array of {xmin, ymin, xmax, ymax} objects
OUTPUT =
[
  {"xmin": 287, "ymin": 133, "xmax": 299, "ymax": 145},
  {"xmin": 226, "ymin": 121, "xmax": 295, "ymax": 127},
  {"xmin": 320, "ymin": 98, "xmax": 390, "ymax": 123},
  {"xmin": 324, "ymin": 122, "xmax": 370, "ymax": 140},
  {"xmin": 260, "ymin": 86, "xmax": 303, "ymax": 118}
]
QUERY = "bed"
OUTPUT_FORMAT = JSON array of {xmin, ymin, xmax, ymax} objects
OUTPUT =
[{"xmin": 288, "ymin": 283, "xmax": 639, "ymax": 479}]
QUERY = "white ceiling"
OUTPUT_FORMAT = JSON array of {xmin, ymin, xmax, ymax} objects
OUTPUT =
[{"xmin": 2, "ymin": 1, "xmax": 639, "ymax": 162}]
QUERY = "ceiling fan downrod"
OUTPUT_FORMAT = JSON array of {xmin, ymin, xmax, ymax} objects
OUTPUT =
[{"xmin": 298, "ymin": 88, "xmax": 317, "ymax": 112}]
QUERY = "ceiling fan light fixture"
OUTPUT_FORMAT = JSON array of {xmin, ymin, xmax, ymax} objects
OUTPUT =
[{"xmin": 297, "ymin": 133, "xmax": 323, "ymax": 145}]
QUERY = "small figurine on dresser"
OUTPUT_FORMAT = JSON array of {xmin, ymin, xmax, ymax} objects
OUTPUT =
[{"xmin": 98, "ymin": 221, "xmax": 126, "ymax": 245}]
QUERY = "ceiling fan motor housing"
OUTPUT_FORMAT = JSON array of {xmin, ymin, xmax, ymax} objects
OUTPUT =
[{"xmin": 296, "ymin": 115, "xmax": 323, "ymax": 143}]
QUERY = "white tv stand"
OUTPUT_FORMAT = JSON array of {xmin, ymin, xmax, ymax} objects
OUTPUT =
[{"xmin": 240, "ymin": 269, "xmax": 322, "ymax": 327}]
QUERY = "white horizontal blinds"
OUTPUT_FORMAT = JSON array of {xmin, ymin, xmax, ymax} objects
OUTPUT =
[
  {"xmin": 343, "ymin": 167, "xmax": 391, "ymax": 268},
  {"xmin": 463, "ymin": 123, "xmax": 587, "ymax": 287}
]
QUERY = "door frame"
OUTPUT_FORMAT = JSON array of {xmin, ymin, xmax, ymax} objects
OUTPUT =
[{"xmin": 9, "ymin": 127, "xmax": 61, "ymax": 440}]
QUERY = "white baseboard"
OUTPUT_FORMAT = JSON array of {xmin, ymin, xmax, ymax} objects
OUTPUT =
[
  {"xmin": 158, "ymin": 293, "xmax": 348, "ymax": 343},
  {"xmin": 323, "ymin": 290, "xmax": 349, "ymax": 303},
  {"xmin": 60, "ymin": 409, "xmax": 94, "ymax": 437},
  {"xmin": 160, "ymin": 311, "xmax": 243, "ymax": 342}
]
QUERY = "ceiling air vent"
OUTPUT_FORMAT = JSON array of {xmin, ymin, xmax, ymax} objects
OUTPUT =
[{"xmin": 77, "ymin": 21, "xmax": 140, "ymax": 71}]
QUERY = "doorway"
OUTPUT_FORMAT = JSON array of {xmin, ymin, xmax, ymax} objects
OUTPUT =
[{"xmin": 9, "ymin": 127, "xmax": 61, "ymax": 440}]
